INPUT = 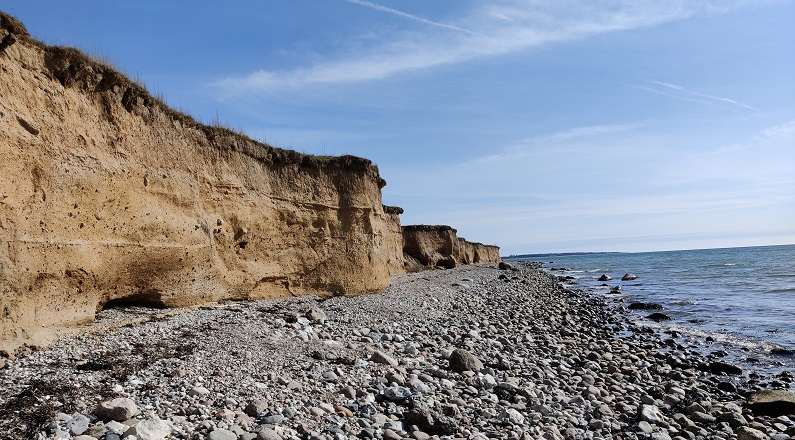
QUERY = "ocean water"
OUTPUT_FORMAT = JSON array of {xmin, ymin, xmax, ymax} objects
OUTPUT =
[{"xmin": 512, "ymin": 244, "xmax": 795, "ymax": 374}]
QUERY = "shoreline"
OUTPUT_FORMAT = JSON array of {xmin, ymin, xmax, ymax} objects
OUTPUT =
[{"xmin": 1, "ymin": 263, "xmax": 793, "ymax": 439}]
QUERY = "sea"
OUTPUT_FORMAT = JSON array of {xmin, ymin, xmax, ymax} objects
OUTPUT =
[{"xmin": 510, "ymin": 244, "xmax": 795, "ymax": 376}]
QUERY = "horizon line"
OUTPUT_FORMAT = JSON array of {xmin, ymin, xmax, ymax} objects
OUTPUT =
[{"xmin": 506, "ymin": 242, "xmax": 795, "ymax": 258}]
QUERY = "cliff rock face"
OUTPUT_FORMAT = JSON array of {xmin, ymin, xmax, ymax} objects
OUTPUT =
[
  {"xmin": 402, "ymin": 226, "xmax": 500, "ymax": 271},
  {"xmin": 0, "ymin": 17, "xmax": 404, "ymax": 348}
]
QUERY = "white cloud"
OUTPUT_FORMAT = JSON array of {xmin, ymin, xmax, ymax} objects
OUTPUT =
[
  {"xmin": 216, "ymin": 0, "xmax": 754, "ymax": 93},
  {"xmin": 344, "ymin": 0, "xmax": 476, "ymax": 35},
  {"xmin": 474, "ymin": 123, "xmax": 643, "ymax": 162},
  {"xmin": 639, "ymin": 80, "xmax": 758, "ymax": 111}
]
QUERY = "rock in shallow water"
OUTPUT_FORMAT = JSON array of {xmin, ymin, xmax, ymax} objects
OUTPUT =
[
  {"xmin": 646, "ymin": 312, "xmax": 671, "ymax": 322},
  {"xmin": 628, "ymin": 302, "xmax": 662, "ymax": 310}
]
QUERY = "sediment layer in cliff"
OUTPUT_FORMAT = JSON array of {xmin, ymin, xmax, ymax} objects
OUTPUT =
[
  {"xmin": 402, "ymin": 225, "xmax": 500, "ymax": 271},
  {"xmin": 0, "ymin": 14, "xmax": 406, "ymax": 348}
]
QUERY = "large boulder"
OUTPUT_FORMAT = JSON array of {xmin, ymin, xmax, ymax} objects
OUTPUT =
[
  {"xmin": 597, "ymin": 274, "xmax": 611, "ymax": 281},
  {"xmin": 622, "ymin": 273, "xmax": 639, "ymax": 281},
  {"xmin": 748, "ymin": 389, "xmax": 795, "ymax": 416}
]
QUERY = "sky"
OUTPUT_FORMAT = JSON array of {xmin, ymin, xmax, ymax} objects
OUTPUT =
[{"xmin": 5, "ymin": 1, "xmax": 795, "ymax": 254}]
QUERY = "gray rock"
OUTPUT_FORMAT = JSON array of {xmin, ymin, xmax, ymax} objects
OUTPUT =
[
  {"xmin": 736, "ymin": 426, "xmax": 769, "ymax": 440},
  {"xmin": 105, "ymin": 420, "xmax": 129, "ymax": 435},
  {"xmin": 68, "ymin": 414, "xmax": 91, "ymax": 435},
  {"xmin": 306, "ymin": 307, "xmax": 327, "ymax": 324},
  {"xmin": 448, "ymin": 349, "xmax": 483, "ymax": 372},
  {"xmin": 749, "ymin": 390, "xmax": 795, "ymax": 417},
  {"xmin": 208, "ymin": 429, "xmax": 238, "ymax": 440},
  {"xmin": 257, "ymin": 428, "xmax": 283, "ymax": 440},
  {"xmin": 94, "ymin": 398, "xmax": 140, "ymax": 422},
  {"xmin": 498, "ymin": 261, "xmax": 513, "ymax": 270},
  {"xmin": 641, "ymin": 404, "xmax": 664, "ymax": 423},
  {"xmin": 498, "ymin": 408, "xmax": 525, "ymax": 425},
  {"xmin": 245, "ymin": 399, "xmax": 269, "ymax": 417},
  {"xmin": 128, "ymin": 417, "xmax": 171, "ymax": 440},
  {"xmin": 370, "ymin": 350, "xmax": 399, "ymax": 367},
  {"xmin": 190, "ymin": 385, "xmax": 211, "ymax": 396}
]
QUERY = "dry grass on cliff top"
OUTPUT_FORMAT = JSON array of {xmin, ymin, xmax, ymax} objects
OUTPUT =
[{"xmin": 0, "ymin": 11, "xmax": 382, "ymax": 180}]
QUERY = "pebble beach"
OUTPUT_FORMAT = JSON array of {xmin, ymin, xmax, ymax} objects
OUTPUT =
[{"xmin": 1, "ymin": 263, "xmax": 793, "ymax": 440}]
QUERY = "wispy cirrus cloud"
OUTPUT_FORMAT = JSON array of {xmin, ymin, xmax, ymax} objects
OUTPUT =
[
  {"xmin": 215, "ymin": 0, "xmax": 755, "ymax": 93},
  {"xmin": 344, "ymin": 0, "xmax": 476, "ymax": 35},
  {"xmin": 637, "ymin": 80, "xmax": 758, "ymax": 111},
  {"xmin": 474, "ymin": 122, "xmax": 644, "ymax": 163}
]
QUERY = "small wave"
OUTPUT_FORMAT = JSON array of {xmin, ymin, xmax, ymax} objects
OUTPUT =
[
  {"xmin": 655, "ymin": 324, "xmax": 779, "ymax": 351},
  {"xmin": 670, "ymin": 299, "xmax": 695, "ymax": 306},
  {"xmin": 767, "ymin": 288, "xmax": 795, "ymax": 294},
  {"xmin": 723, "ymin": 263, "xmax": 737, "ymax": 266}
]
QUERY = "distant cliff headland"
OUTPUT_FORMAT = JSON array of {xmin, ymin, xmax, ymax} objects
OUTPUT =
[{"xmin": 0, "ymin": 12, "xmax": 500, "ymax": 350}]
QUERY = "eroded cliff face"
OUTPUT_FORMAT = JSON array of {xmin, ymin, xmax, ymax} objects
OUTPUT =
[
  {"xmin": 402, "ymin": 226, "xmax": 500, "ymax": 271},
  {"xmin": 0, "ymin": 17, "xmax": 404, "ymax": 349}
]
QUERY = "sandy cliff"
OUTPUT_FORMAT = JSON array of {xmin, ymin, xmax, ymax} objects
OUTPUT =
[
  {"xmin": 0, "ymin": 15, "xmax": 405, "ymax": 348},
  {"xmin": 402, "ymin": 226, "xmax": 500, "ymax": 271}
]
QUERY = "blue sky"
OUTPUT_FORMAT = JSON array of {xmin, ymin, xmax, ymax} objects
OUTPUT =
[{"xmin": 6, "ymin": 1, "xmax": 794, "ymax": 254}]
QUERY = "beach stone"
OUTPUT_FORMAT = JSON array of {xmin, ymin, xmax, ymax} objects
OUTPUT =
[
  {"xmin": 245, "ymin": 399, "xmax": 269, "ymax": 416},
  {"xmin": 382, "ymin": 429, "xmax": 402, "ymax": 440},
  {"xmin": 748, "ymin": 390, "xmax": 795, "ymax": 416},
  {"xmin": 306, "ymin": 307, "xmax": 327, "ymax": 323},
  {"xmin": 105, "ymin": 420, "xmax": 128, "ymax": 435},
  {"xmin": 638, "ymin": 421, "xmax": 653, "ymax": 433},
  {"xmin": 498, "ymin": 408, "xmax": 525, "ymax": 425},
  {"xmin": 622, "ymin": 273, "xmax": 639, "ymax": 280},
  {"xmin": 94, "ymin": 398, "xmax": 139, "ymax": 421},
  {"xmin": 598, "ymin": 274, "xmax": 611, "ymax": 281},
  {"xmin": 257, "ymin": 428, "xmax": 283, "ymax": 440},
  {"xmin": 718, "ymin": 381, "xmax": 738, "ymax": 393},
  {"xmin": 736, "ymin": 426, "xmax": 769, "ymax": 440},
  {"xmin": 448, "ymin": 349, "xmax": 483, "ymax": 372},
  {"xmin": 370, "ymin": 350, "xmax": 399, "ymax": 367},
  {"xmin": 68, "ymin": 414, "xmax": 91, "ymax": 435},
  {"xmin": 641, "ymin": 404, "xmax": 664, "ymax": 423},
  {"xmin": 498, "ymin": 261, "xmax": 513, "ymax": 270},
  {"xmin": 209, "ymin": 429, "xmax": 238, "ymax": 440},
  {"xmin": 691, "ymin": 411, "xmax": 716, "ymax": 424},
  {"xmin": 128, "ymin": 417, "xmax": 171, "ymax": 440},
  {"xmin": 190, "ymin": 385, "xmax": 211, "ymax": 396}
]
